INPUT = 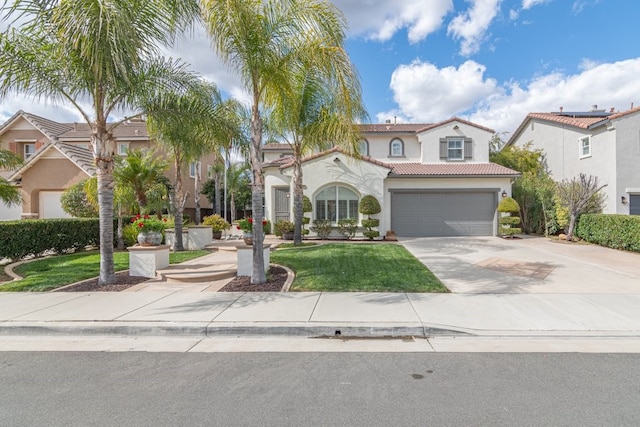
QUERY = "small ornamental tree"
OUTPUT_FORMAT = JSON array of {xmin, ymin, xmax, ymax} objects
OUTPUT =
[
  {"xmin": 60, "ymin": 180, "xmax": 98, "ymax": 218},
  {"xmin": 302, "ymin": 195, "xmax": 312, "ymax": 236},
  {"xmin": 498, "ymin": 196, "xmax": 522, "ymax": 237},
  {"xmin": 359, "ymin": 195, "xmax": 381, "ymax": 239}
]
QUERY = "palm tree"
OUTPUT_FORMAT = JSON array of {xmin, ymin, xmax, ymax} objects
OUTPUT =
[
  {"xmin": 271, "ymin": 49, "xmax": 367, "ymax": 244},
  {"xmin": 0, "ymin": 0, "xmax": 202, "ymax": 284},
  {"xmin": 0, "ymin": 148, "xmax": 23, "ymax": 206},
  {"xmin": 202, "ymin": 0, "xmax": 351, "ymax": 284},
  {"xmin": 226, "ymin": 162, "xmax": 251, "ymax": 224},
  {"xmin": 147, "ymin": 81, "xmax": 234, "ymax": 251},
  {"xmin": 113, "ymin": 149, "xmax": 168, "ymax": 214}
]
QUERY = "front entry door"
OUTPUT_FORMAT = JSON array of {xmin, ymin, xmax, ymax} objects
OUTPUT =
[{"xmin": 274, "ymin": 187, "xmax": 290, "ymax": 222}]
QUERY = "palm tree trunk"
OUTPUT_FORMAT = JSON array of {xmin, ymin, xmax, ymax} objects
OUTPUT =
[
  {"xmin": 194, "ymin": 161, "xmax": 201, "ymax": 224},
  {"xmin": 173, "ymin": 153, "xmax": 185, "ymax": 251},
  {"xmin": 230, "ymin": 193, "xmax": 237, "ymax": 223},
  {"xmin": 93, "ymin": 128, "xmax": 116, "ymax": 285},
  {"xmin": 292, "ymin": 146, "xmax": 304, "ymax": 245},
  {"xmin": 250, "ymin": 107, "xmax": 266, "ymax": 285}
]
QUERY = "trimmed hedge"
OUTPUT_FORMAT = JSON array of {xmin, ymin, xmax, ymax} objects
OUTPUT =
[
  {"xmin": 576, "ymin": 214, "xmax": 640, "ymax": 252},
  {"xmin": 0, "ymin": 218, "xmax": 125, "ymax": 260}
]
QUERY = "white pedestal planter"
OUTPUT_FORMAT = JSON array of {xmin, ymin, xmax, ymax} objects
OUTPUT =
[
  {"xmin": 236, "ymin": 244, "xmax": 271, "ymax": 277},
  {"xmin": 187, "ymin": 226, "xmax": 213, "ymax": 250},
  {"xmin": 165, "ymin": 229, "xmax": 189, "ymax": 250},
  {"xmin": 127, "ymin": 245, "xmax": 170, "ymax": 278}
]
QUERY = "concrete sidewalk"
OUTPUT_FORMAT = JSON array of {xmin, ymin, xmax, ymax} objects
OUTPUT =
[{"xmin": 1, "ymin": 291, "xmax": 640, "ymax": 339}]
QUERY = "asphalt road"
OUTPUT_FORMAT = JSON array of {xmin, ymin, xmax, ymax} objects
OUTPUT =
[{"xmin": 1, "ymin": 352, "xmax": 639, "ymax": 426}]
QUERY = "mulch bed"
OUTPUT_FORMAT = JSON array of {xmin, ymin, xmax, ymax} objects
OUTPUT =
[{"xmin": 54, "ymin": 266, "xmax": 289, "ymax": 292}]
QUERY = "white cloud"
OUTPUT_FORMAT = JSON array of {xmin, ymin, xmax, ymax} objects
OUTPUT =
[
  {"xmin": 380, "ymin": 58, "xmax": 640, "ymax": 136},
  {"xmin": 521, "ymin": 0, "xmax": 551, "ymax": 10},
  {"xmin": 447, "ymin": 0, "xmax": 502, "ymax": 56},
  {"xmin": 382, "ymin": 60, "xmax": 499, "ymax": 123},
  {"xmin": 332, "ymin": 0, "xmax": 453, "ymax": 43}
]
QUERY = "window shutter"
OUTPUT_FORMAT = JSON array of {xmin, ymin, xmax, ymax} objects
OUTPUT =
[
  {"xmin": 439, "ymin": 139, "xmax": 447, "ymax": 159},
  {"xmin": 464, "ymin": 139, "xmax": 473, "ymax": 159},
  {"xmin": 8, "ymin": 142, "xmax": 17, "ymax": 154},
  {"xmin": 35, "ymin": 141, "xmax": 45, "ymax": 150}
]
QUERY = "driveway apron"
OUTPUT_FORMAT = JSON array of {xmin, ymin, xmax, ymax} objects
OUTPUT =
[{"xmin": 399, "ymin": 236, "xmax": 640, "ymax": 294}]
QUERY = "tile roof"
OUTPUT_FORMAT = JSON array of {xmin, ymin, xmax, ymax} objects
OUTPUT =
[
  {"xmin": 277, "ymin": 147, "xmax": 393, "ymax": 171},
  {"xmin": 525, "ymin": 112, "xmax": 608, "ymax": 129},
  {"xmin": 359, "ymin": 117, "xmax": 495, "ymax": 135},
  {"xmin": 0, "ymin": 110, "xmax": 73, "ymax": 139},
  {"xmin": 55, "ymin": 142, "xmax": 96, "ymax": 175},
  {"xmin": 263, "ymin": 143, "xmax": 292, "ymax": 150},
  {"xmin": 388, "ymin": 162, "xmax": 520, "ymax": 177},
  {"xmin": 58, "ymin": 120, "xmax": 149, "ymax": 140}
]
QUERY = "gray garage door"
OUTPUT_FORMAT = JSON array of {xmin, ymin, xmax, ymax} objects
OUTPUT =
[
  {"xmin": 630, "ymin": 195, "xmax": 640, "ymax": 215},
  {"xmin": 391, "ymin": 191, "xmax": 497, "ymax": 237}
]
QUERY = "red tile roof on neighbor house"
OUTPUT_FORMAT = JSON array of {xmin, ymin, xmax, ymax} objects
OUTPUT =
[
  {"xmin": 388, "ymin": 162, "xmax": 520, "ymax": 177},
  {"xmin": 525, "ymin": 112, "xmax": 608, "ymax": 129},
  {"xmin": 359, "ymin": 117, "xmax": 495, "ymax": 135}
]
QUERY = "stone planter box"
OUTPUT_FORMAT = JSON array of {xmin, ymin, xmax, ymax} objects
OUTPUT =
[
  {"xmin": 127, "ymin": 244, "xmax": 170, "ymax": 278},
  {"xmin": 165, "ymin": 229, "xmax": 189, "ymax": 250},
  {"xmin": 237, "ymin": 244, "xmax": 271, "ymax": 277},
  {"xmin": 187, "ymin": 226, "xmax": 213, "ymax": 250}
]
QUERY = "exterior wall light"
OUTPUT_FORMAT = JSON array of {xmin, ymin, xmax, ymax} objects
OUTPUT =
[
  {"xmin": 501, "ymin": 190, "xmax": 508, "ymax": 198},
  {"xmin": 621, "ymin": 196, "xmax": 628, "ymax": 205}
]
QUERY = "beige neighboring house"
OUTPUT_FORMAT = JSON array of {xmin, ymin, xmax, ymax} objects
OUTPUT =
[
  {"xmin": 264, "ymin": 118, "xmax": 520, "ymax": 238},
  {"xmin": 0, "ymin": 110, "xmax": 216, "ymax": 221},
  {"xmin": 506, "ymin": 106, "xmax": 640, "ymax": 215}
]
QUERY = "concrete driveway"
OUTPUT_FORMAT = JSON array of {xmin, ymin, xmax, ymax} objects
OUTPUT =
[{"xmin": 399, "ymin": 236, "xmax": 640, "ymax": 294}]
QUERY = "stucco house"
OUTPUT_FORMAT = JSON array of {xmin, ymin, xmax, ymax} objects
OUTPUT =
[
  {"xmin": 264, "ymin": 118, "xmax": 519, "ymax": 238},
  {"xmin": 506, "ymin": 106, "xmax": 640, "ymax": 215},
  {"xmin": 0, "ymin": 110, "xmax": 215, "ymax": 221}
]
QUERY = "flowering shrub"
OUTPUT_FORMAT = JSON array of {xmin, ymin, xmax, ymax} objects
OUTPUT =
[
  {"xmin": 236, "ymin": 217, "xmax": 267, "ymax": 233},
  {"xmin": 202, "ymin": 214, "xmax": 230, "ymax": 231},
  {"xmin": 131, "ymin": 214, "xmax": 168, "ymax": 232}
]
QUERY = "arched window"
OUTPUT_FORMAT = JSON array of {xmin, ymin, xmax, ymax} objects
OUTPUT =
[
  {"xmin": 359, "ymin": 139, "xmax": 369, "ymax": 156},
  {"xmin": 315, "ymin": 185, "xmax": 359, "ymax": 223},
  {"xmin": 389, "ymin": 138, "xmax": 404, "ymax": 156}
]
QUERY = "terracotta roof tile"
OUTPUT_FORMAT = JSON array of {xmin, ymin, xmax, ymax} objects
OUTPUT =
[
  {"xmin": 59, "ymin": 120, "xmax": 149, "ymax": 140},
  {"xmin": 278, "ymin": 147, "xmax": 393, "ymax": 171},
  {"xmin": 526, "ymin": 112, "xmax": 608, "ymax": 129},
  {"xmin": 359, "ymin": 117, "xmax": 495, "ymax": 135},
  {"xmin": 389, "ymin": 162, "xmax": 519, "ymax": 177}
]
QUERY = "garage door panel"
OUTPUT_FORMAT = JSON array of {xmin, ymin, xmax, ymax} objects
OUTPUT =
[{"xmin": 392, "ymin": 191, "xmax": 495, "ymax": 237}]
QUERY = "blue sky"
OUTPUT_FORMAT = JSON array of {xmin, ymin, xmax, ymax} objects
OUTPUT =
[{"xmin": 2, "ymin": 0, "xmax": 639, "ymax": 136}]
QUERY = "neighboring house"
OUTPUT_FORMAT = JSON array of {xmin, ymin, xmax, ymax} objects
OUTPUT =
[
  {"xmin": 506, "ymin": 106, "xmax": 640, "ymax": 215},
  {"xmin": 0, "ymin": 110, "xmax": 216, "ymax": 220},
  {"xmin": 264, "ymin": 118, "xmax": 519, "ymax": 238}
]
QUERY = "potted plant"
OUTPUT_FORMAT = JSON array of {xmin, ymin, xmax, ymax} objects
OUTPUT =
[
  {"xmin": 275, "ymin": 219, "xmax": 295, "ymax": 240},
  {"xmin": 236, "ymin": 217, "xmax": 267, "ymax": 245},
  {"xmin": 202, "ymin": 214, "xmax": 230, "ymax": 239},
  {"xmin": 131, "ymin": 214, "xmax": 168, "ymax": 246}
]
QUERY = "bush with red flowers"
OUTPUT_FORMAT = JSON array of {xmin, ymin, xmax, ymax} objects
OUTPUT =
[
  {"xmin": 131, "ymin": 214, "xmax": 168, "ymax": 232},
  {"xmin": 236, "ymin": 217, "xmax": 267, "ymax": 233}
]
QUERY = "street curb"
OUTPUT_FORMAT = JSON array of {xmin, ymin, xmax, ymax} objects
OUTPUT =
[{"xmin": 0, "ymin": 322, "xmax": 469, "ymax": 338}]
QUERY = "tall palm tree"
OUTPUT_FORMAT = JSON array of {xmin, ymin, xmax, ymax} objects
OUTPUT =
[
  {"xmin": 0, "ymin": 148, "xmax": 22, "ymax": 206},
  {"xmin": 147, "ymin": 81, "xmax": 234, "ymax": 251},
  {"xmin": 113, "ymin": 149, "xmax": 168, "ymax": 214},
  {"xmin": 271, "ymin": 48, "xmax": 367, "ymax": 244},
  {"xmin": 0, "ymin": 0, "xmax": 202, "ymax": 284},
  {"xmin": 202, "ymin": 0, "xmax": 351, "ymax": 284},
  {"xmin": 226, "ymin": 161, "xmax": 250, "ymax": 224}
]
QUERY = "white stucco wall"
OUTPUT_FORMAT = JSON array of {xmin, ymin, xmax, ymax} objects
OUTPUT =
[
  {"xmin": 264, "ymin": 167, "xmax": 291, "ymax": 222},
  {"xmin": 418, "ymin": 121, "xmax": 492, "ymax": 163},
  {"xmin": 364, "ymin": 133, "xmax": 421, "ymax": 162}
]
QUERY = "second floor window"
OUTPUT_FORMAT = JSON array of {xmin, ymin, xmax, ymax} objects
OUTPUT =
[
  {"xmin": 189, "ymin": 161, "xmax": 200, "ymax": 178},
  {"xmin": 448, "ymin": 139, "xmax": 463, "ymax": 160},
  {"xmin": 579, "ymin": 136, "xmax": 591, "ymax": 158},
  {"xmin": 24, "ymin": 143, "xmax": 36, "ymax": 160},
  {"xmin": 389, "ymin": 138, "xmax": 404, "ymax": 156},
  {"xmin": 118, "ymin": 142, "xmax": 130, "ymax": 155}
]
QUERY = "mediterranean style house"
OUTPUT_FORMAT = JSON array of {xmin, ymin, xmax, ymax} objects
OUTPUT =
[
  {"xmin": 0, "ymin": 110, "xmax": 215, "ymax": 221},
  {"xmin": 264, "ymin": 118, "xmax": 519, "ymax": 238},
  {"xmin": 506, "ymin": 106, "xmax": 640, "ymax": 215}
]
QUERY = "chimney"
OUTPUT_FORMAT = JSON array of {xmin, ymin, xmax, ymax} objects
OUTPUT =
[
  {"xmin": 590, "ymin": 104, "xmax": 598, "ymax": 111},
  {"xmin": 610, "ymin": 107, "xmax": 615, "ymax": 113},
  {"xmin": 394, "ymin": 116, "xmax": 397, "ymax": 125},
  {"xmin": 385, "ymin": 119, "xmax": 391, "ymax": 124},
  {"xmin": 559, "ymin": 106, "xmax": 563, "ymax": 112}
]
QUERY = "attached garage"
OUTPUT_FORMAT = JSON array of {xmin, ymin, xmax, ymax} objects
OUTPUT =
[
  {"xmin": 391, "ymin": 190, "xmax": 497, "ymax": 237},
  {"xmin": 39, "ymin": 191, "xmax": 71, "ymax": 219},
  {"xmin": 630, "ymin": 194, "xmax": 640, "ymax": 216}
]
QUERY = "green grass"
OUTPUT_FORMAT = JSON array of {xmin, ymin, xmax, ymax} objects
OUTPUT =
[
  {"xmin": 0, "ymin": 250, "xmax": 209, "ymax": 292},
  {"xmin": 270, "ymin": 243, "xmax": 448, "ymax": 292}
]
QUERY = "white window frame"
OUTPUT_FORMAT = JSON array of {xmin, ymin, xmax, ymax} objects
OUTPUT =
[
  {"xmin": 359, "ymin": 139, "xmax": 369, "ymax": 156},
  {"xmin": 314, "ymin": 185, "xmax": 359, "ymax": 224},
  {"xmin": 23, "ymin": 143, "xmax": 36, "ymax": 160},
  {"xmin": 579, "ymin": 136, "xmax": 591, "ymax": 158},
  {"xmin": 117, "ymin": 142, "xmax": 130, "ymax": 156},
  {"xmin": 189, "ymin": 161, "xmax": 200, "ymax": 178},
  {"xmin": 447, "ymin": 139, "xmax": 464, "ymax": 160}
]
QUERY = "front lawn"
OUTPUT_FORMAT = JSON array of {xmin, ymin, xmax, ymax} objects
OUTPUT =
[
  {"xmin": 0, "ymin": 250, "xmax": 209, "ymax": 292},
  {"xmin": 270, "ymin": 243, "xmax": 448, "ymax": 292}
]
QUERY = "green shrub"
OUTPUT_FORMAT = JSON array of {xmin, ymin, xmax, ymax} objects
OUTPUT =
[
  {"xmin": 498, "ymin": 196, "xmax": 520, "ymax": 213},
  {"xmin": 576, "ymin": 214, "xmax": 640, "ymax": 252},
  {"xmin": 363, "ymin": 230, "xmax": 380, "ymax": 239},
  {"xmin": 337, "ymin": 218, "xmax": 358, "ymax": 239},
  {"xmin": 122, "ymin": 223, "xmax": 139, "ymax": 247},
  {"xmin": 312, "ymin": 219, "xmax": 332, "ymax": 239},
  {"xmin": 202, "ymin": 214, "xmax": 230, "ymax": 231},
  {"xmin": 274, "ymin": 220, "xmax": 294, "ymax": 237},
  {"xmin": 359, "ymin": 195, "xmax": 381, "ymax": 215},
  {"xmin": 361, "ymin": 218, "xmax": 379, "ymax": 229}
]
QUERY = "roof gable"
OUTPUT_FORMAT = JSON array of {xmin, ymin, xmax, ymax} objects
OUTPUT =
[{"xmin": 9, "ymin": 142, "xmax": 95, "ymax": 181}]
